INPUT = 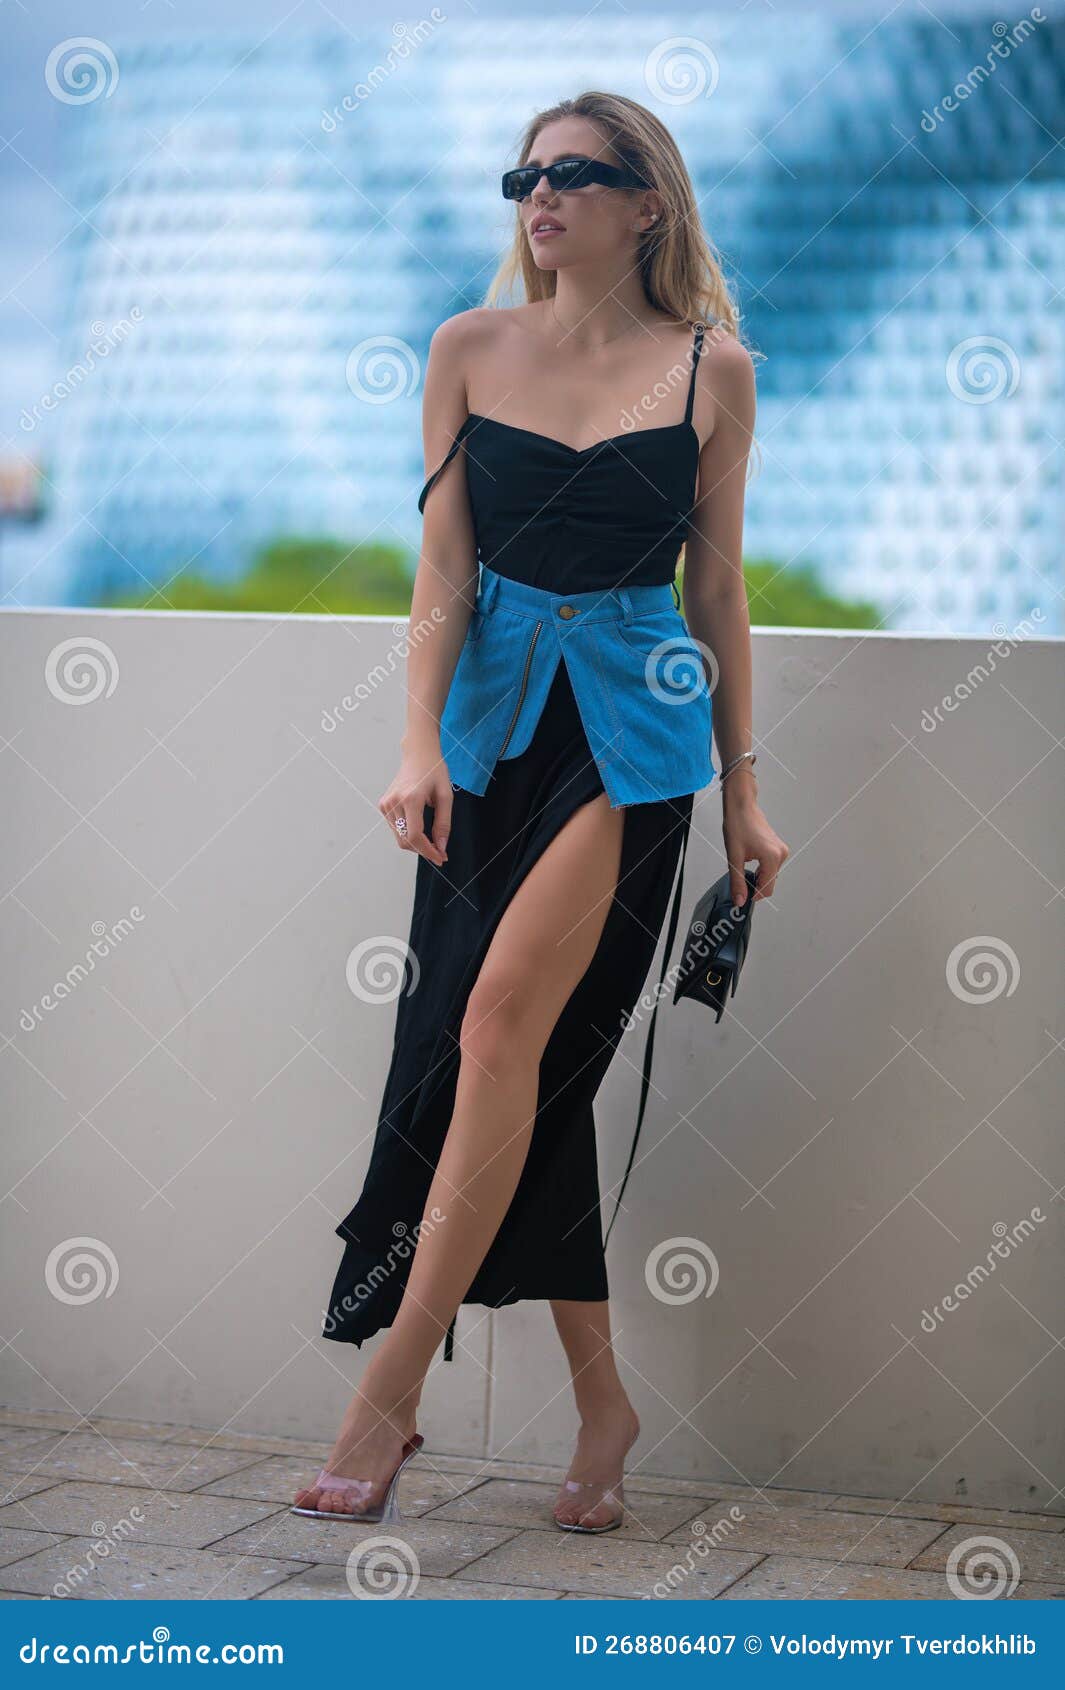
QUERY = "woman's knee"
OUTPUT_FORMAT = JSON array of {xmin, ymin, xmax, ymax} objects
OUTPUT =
[{"xmin": 459, "ymin": 963, "xmax": 541, "ymax": 1074}]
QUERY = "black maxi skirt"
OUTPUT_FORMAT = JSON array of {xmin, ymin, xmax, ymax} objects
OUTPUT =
[{"xmin": 323, "ymin": 657, "xmax": 692, "ymax": 1354}]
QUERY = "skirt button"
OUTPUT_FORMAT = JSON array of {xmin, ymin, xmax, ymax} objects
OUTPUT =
[{"xmin": 558, "ymin": 604, "xmax": 577, "ymax": 618}]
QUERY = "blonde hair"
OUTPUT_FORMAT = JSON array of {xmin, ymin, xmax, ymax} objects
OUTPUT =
[{"xmin": 485, "ymin": 90, "xmax": 745, "ymax": 344}]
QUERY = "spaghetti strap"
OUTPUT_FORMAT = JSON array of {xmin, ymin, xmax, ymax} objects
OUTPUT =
[
  {"xmin": 417, "ymin": 420, "xmax": 469, "ymax": 515},
  {"xmin": 683, "ymin": 322, "xmax": 706, "ymax": 427}
]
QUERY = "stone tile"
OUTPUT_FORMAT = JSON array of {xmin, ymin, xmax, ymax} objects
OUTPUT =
[
  {"xmin": 0, "ymin": 1538, "xmax": 307, "ymax": 1600},
  {"xmin": 559, "ymin": 1592, "xmax": 624, "ymax": 1600},
  {"xmin": 201, "ymin": 1455, "xmax": 485, "ymax": 1514},
  {"xmin": 693, "ymin": 1485, "xmax": 846, "ymax": 1511},
  {"xmin": 0, "ymin": 1528, "xmax": 65, "ymax": 1568},
  {"xmin": 830, "ymin": 1495, "xmax": 1065, "ymax": 1533},
  {"xmin": 0, "ymin": 1482, "xmax": 284, "ymax": 1551},
  {"xmin": 84, "ymin": 1418, "xmax": 184, "ymax": 1443},
  {"xmin": 167, "ymin": 1428, "xmax": 332, "ymax": 1459},
  {"xmin": 721, "ymin": 1556, "xmax": 957, "ymax": 1600},
  {"xmin": 0, "ymin": 1412, "xmax": 83, "ymax": 1434},
  {"xmin": 911, "ymin": 1523, "xmax": 1065, "ymax": 1585},
  {"xmin": 211, "ymin": 1511, "xmax": 516, "ymax": 1578},
  {"xmin": 0, "ymin": 1471, "xmax": 63, "ymax": 1506},
  {"xmin": 438, "ymin": 1454, "xmax": 803, "ymax": 1507},
  {"xmin": 0, "ymin": 1590, "xmax": 46, "ymax": 1599},
  {"xmin": 258, "ymin": 1564, "xmax": 562, "ymax": 1600},
  {"xmin": 0, "ymin": 1432, "xmax": 263, "ymax": 1492},
  {"xmin": 425, "ymin": 1478, "xmax": 705, "ymax": 1542},
  {"xmin": 664, "ymin": 1503, "xmax": 948, "ymax": 1568},
  {"xmin": 1012, "ymin": 1581, "xmax": 1065, "ymax": 1599},
  {"xmin": 458, "ymin": 1530, "xmax": 762, "ymax": 1599},
  {"xmin": 0, "ymin": 1432, "xmax": 69, "ymax": 1463}
]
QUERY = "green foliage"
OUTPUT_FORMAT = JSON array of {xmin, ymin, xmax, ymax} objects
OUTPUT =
[
  {"xmin": 678, "ymin": 556, "xmax": 880, "ymax": 629},
  {"xmin": 107, "ymin": 535, "xmax": 878, "ymax": 629},
  {"xmin": 102, "ymin": 537, "xmax": 414, "ymax": 614}
]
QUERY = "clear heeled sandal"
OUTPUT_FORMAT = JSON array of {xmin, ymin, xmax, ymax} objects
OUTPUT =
[
  {"xmin": 554, "ymin": 1474, "xmax": 626, "ymax": 1534},
  {"xmin": 291, "ymin": 1433, "xmax": 424, "ymax": 1523}
]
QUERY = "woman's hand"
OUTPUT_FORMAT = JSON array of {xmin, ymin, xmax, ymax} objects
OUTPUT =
[
  {"xmin": 722, "ymin": 778, "xmax": 788, "ymax": 905},
  {"xmin": 379, "ymin": 739, "xmax": 453, "ymax": 868}
]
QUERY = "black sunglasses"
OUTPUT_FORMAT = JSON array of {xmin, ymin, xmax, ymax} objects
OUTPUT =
[{"xmin": 501, "ymin": 156, "xmax": 649, "ymax": 202}]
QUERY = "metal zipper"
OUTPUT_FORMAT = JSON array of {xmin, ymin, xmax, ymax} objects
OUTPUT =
[{"xmin": 496, "ymin": 619, "xmax": 543, "ymax": 757}]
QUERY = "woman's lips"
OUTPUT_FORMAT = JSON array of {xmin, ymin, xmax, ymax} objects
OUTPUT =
[{"xmin": 531, "ymin": 224, "xmax": 565, "ymax": 241}]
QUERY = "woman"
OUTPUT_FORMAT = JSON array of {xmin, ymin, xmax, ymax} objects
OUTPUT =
[{"xmin": 294, "ymin": 91, "xmax": 788, "ymax": 1533}]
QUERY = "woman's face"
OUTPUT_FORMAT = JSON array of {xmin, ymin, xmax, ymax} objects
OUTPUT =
[{"xmin": 518, "ymin": 118, "xmax": 658, "ymax": 272}]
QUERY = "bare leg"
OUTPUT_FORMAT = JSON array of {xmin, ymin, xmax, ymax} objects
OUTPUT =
[
  {"xmin": 296, "ymin": 793, "xmax": 625, "ymax": 1513},
  {"xmin": 550, "ymin": 1298, "xmax": 640, "ymax": 1528}
]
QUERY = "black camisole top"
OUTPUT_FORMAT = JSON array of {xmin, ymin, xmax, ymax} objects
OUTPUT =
[{"xmin": 418, "ymin": 321, "xmax": 706, "ymax": 595}]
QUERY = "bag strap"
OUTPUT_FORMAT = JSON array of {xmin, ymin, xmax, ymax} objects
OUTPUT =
[{"xmin": 604, "ymin": 803, "xmax": 692, "ymax": 1249}]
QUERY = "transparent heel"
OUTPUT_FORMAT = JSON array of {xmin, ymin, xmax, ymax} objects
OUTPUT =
[{"xmin": 291, "ymin": 1433, "xmax": 424, "ymax": 1522}]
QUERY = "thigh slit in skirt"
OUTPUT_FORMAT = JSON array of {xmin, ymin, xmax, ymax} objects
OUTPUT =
[{"xmin": 323, "ymin": 658, "xmax": 692, "ymax": 1353}]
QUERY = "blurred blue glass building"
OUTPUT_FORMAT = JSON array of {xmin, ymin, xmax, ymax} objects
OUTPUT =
[{"xmin": 46, "ymin": 9, "xmax": 1064, "ymax": 632}]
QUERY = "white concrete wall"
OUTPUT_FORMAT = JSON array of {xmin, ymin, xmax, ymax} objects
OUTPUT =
[{"xmin": 2, "ymin": 608, "xmax": 1062, "ymax": 1509}]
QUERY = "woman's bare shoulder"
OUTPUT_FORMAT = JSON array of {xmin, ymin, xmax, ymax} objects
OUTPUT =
[{"xmin": 429, "ymin": 303, "xmax": 536, "ymax": 359}]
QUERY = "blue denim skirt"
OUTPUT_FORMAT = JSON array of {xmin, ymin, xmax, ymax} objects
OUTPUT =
[{"xmin": 440, "ymin": 565, "xmax": 715, "ymax": 808}]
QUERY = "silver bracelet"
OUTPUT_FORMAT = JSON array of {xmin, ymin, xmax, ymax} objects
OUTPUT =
[{"xmin": 720, "ymin": 751, "xmax": 757, "ymax": 782}]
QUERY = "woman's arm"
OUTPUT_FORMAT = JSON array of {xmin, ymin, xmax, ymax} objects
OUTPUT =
[
  {"xmin": 377, "ymin": 311, "xmax": 480, "ymax": 868},
  {"xmin": 681, "ymin": 330, "xmax": 789, "ymax": 904}
]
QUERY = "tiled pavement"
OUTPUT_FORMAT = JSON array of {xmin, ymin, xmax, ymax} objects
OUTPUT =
[{"xmin": 0, "ymin": 1411, "xmax": 1062, "ymax": 1601}]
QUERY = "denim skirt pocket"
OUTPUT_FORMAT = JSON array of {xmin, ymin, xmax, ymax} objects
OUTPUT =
[{"xmin": 587, "ymin": 610, "xmax": 714, "ymax": 798}]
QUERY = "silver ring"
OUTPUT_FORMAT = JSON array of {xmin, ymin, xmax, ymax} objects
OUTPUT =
[{"xmin": 394, "ymin": 817, "xmax": 408, "ymax": 837}]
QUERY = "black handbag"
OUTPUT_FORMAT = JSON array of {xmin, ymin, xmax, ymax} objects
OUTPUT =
[{"xmin": 604, "ymin": 815, "xmax": 758, "ymax": 1246}]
